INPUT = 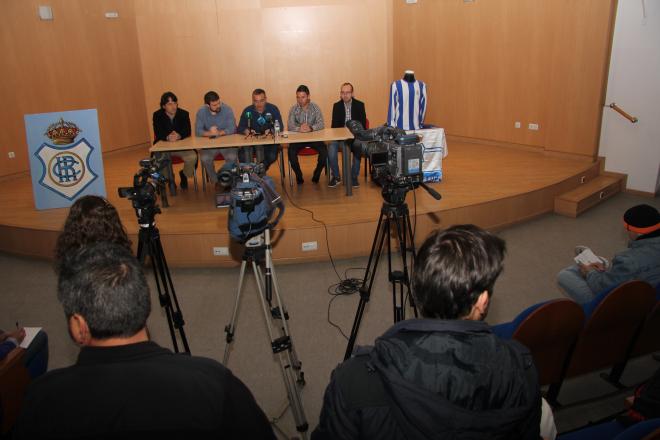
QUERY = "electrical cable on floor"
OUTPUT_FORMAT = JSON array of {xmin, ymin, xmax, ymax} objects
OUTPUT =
[
  {"xmin": 276, "ymin": 154, "xmax": 365, "ymax": 339},
  {"xmin": 326, "ymin": 267, "xmax": 365, "ymax": 340}
]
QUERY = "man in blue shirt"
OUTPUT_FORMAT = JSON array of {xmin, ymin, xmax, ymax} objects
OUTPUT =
[
  {"xmin": 237, "ymin": 89, "xmax": 284, "ymax": 171},
  {"xmin": 195, "ymin": 91, "xmax": 237, "ymax": 187}
]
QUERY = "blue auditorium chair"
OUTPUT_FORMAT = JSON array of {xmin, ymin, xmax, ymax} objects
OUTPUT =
[{"xmin": 558, "ymin": 418, "xmax": 660, "ymax": 440}]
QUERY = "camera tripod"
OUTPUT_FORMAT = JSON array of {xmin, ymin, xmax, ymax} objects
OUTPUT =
[
  {"xmin": 344, "ymin": 195, "xmax": 418, "ymax": 359},
  {"xmin": 344, "ymin": 181, "xmax": 441, "ymax": 360},
  {"xmin": 135, "ymin": 206, "xmax": 190, "ymax": 354},
  {"xmin": 223, "ymin": 228, "xmax": 308, "ymax": 439}
]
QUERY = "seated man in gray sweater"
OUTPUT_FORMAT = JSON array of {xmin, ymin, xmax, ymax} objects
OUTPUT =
[{"xmin": 196, "ymin": 90, "xmax": 237, "ymax": 190}]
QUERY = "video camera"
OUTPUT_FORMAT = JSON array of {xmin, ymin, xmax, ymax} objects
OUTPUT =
[
  {"xmin": 221, "ymin": 163, "xmax": 285, "ymax": 242},
  {"xmin": 346, "ymin": 120, "xmax": 424, "ymax": 186},
  {"xmin": 118, "ymin": 156, "xmax": 170, "ymax": 222}
]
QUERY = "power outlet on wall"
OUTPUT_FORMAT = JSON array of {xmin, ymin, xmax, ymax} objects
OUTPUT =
[
  {"xmin": 528, "ymin": 123, "xmax": 539, "ymax": 131},
  {"xmin": 212, "ymin": 247, "xmax": 229, "ymax": 256},
  {"xmin": 302, "ymin": 241, "xmax": 318, "ymax": 252},
  {"xmin": 8, "ymin": 151, "xmax": 16, "ymax": 159}
]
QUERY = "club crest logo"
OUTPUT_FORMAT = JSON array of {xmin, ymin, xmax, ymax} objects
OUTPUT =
[{"xmin": 34, "ymin": 119, "xmax": 97, "ymax": 200}]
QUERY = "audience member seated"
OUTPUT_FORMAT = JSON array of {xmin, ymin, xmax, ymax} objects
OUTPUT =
[
  {"xmin": 54, "ymin": 195, "xmax": 132, "ymax": 274},
  {"xmin": 0, "ymin": 328, "xmax": 48, "ymax": 380},
  {"xmin": 557, "ymin": 204, "xmax": 660, "ymax": 304},
  {"xmin": 313, "ymin": 225, "xmax": 550, "ymax": 440},
  {"xmin": 13, "ymin": 243, "xmax": 274, "ymax": 439}
]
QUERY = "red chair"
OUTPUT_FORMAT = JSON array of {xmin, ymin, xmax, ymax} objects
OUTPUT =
[
  {"xmin": 548, "ymin": 281, "xmax": 656, "ymax": 404},
  {"xmin": 287, "ymin": 146, "xmax": 329, "ymax": 187},
  {"xmin": 201, "ymin": 152, "xmax": 225, "ymax": 192},
  {"xmin": 511, "ymin": 299, "xmax": 585, "ymax": 388},
  {"xmin": 0, "ymin": 348, "xmax": 30, "ymax": 435},
  {"xmin": 170, "ymin": 153, "xmax": 199, "ymax": 192},
  {"xmin": 607, "ymin": 292, "xmax": 660, "ymax": 384}
]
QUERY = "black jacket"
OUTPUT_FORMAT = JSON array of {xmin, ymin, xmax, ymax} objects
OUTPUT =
[
  {"xmin": 152, "ymin": 108, "xmax": 191, "ymax": 143},
  {"xmin": 14, "ymin": 341, "xmax": 275, "ymax": 439},
  {"xmin": 331, "ymin": 98, "xmax": 367, "ymax": 129},
  {"xmin": 313, "ymin": 319, "xmax": 542, "ymax": 440}
]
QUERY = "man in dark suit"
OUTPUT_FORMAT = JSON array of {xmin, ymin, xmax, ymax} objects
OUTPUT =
[{"xmin": 328, "ymin": 83, "xmax": 367, "ymax": 188}]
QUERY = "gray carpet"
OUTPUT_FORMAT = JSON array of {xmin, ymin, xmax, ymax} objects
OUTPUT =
[{"xmin": 2, "ymin": 192, "xmax": 659, "ymax": 437}]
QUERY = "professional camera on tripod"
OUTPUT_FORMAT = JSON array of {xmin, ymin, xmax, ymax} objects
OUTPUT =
[
  {"xmin": 219, "ymin": 162, "xmax": 285, "ymax": 243},
  {"xmin": 346, "ymin": 120, "xmax": 441, "ymax": 204},
  {"xmin": 117, "ymin": 156, "xmax": 170, "ymax": 214},
  {"xmin": 343, "ymin": 121, "xmax": 442, "ymax": 360},
  {"xmin": 220, "ymin": 162, "xmax": 308, "ymax": 437},
  {"xmin": 117, "ymin": 156, "xmax": 190, "ymax": 354}
]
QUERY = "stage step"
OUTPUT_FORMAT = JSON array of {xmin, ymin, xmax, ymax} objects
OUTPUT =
[{"xmin": 554, "ymin": 173, "xmax": 626, "ymax": 218}]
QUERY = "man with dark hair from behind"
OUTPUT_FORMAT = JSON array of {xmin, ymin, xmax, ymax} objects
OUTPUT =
[
  {"xmin": 313, "ymin": 225, "xmax": 543, "ymax": 440},
  {"xmin": 14, "ymin": 242, "xmax": 275, "ymax": 439}
]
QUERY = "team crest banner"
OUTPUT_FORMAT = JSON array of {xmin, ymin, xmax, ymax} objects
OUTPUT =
[{"xmin": 25, "ymin": 109, "xmax": 106, "ymax": 210}]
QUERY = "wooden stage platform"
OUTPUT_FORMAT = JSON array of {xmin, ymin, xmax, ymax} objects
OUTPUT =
[{"xmin": 0, "ymin": 141, "xmax": 598, "ymax": 267}]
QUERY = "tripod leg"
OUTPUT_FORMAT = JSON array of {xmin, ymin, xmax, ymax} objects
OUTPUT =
[
  {"xmin": 402, "ymin": 208, "xmax": 419, "ymax": 317},
  {"xmin": 251, "ymin": 261, "xmax": 309, "ymax": 438},
  {"xmin": 223, "ymin": 260, "xmax": 249, "ymax": 365},
  {"xmin": 146, "ymin": 236, "xmax": 179, "ymax": 353},
  {"xmin": 344, "ymin": 211, "xmax": 390, "ymax": 360},
  {"xmin": 268, "ymin": 265, "xmax": 303, "ymax": 382},
  {"xmin": 152, "ymin": 236, "xmax": 190, "ymax": 354}
]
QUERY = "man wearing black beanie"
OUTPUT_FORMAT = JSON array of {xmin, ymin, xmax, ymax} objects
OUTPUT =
[{"xmin": 557, "ymin": 204, "xmax": 660, "ymax": 304}]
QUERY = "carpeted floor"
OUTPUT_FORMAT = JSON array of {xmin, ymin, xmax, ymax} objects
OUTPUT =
[{"xmin": 2, "ymin": 192, "xmax": 659, "ymax": 438}]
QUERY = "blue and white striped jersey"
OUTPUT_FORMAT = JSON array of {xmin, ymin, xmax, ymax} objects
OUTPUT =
[{"xmin": 387, "ymin": 79, "xmax": 427, "ymax": 130}]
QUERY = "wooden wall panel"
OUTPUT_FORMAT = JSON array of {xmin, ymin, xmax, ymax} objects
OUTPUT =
[
  {"xmin": 134, "ymin": 0, "xmax": 392, "ymax": 140},
  {"xmin": 0, "ymin": 0, "xmax": 149, "ymax": 177},
  {"xmin": 393, "ymin": 0, "xmax": 616, "ymax": 156}
]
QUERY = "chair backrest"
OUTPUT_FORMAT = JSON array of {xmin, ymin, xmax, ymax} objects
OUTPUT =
[
  {"xmin": 616, "ymin": 419, "xmax": 660, "ymax": 440},
  {"xmin": 631, "ymin": 300, "xmax": 660, "ymax": 358},
  {"xmin": 566, "ymin": 280, "xmax": 656, "ymax": 379},
  {"xmin": 0, "ymin": 348, "xmax": 30, "ymax": 434},
  {"xmin": 298, "ymin": 147, "xmax": 319, "ymax": 156},
  {"xmin": 512, "ymin": 299, "xmax": 585, "ymax": 385}
]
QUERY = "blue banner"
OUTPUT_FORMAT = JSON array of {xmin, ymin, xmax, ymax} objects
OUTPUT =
[{"xmin": 25, "ymin": 109, "xmax": 106, "ymax": 210}]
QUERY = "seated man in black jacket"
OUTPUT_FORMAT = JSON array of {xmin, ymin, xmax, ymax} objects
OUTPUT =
[
  {"xmin": 152, "ymin": 91, "xmax": 195, "ymax": 189},
  {"xmin": 313, "ymin": 225, "xmax": 543, "ymax": 440},
  {"xmin": 14, "ymin": 243, "xmax": 274, "ymax": 439}
]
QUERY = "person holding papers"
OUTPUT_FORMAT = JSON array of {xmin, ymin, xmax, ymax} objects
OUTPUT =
[
  {"xmin": 557, "ymin": 204, "xmax": 660, "ymax": 303},
  {"xmin": 0, "ymin": 326, "xmax": 48, "ymax": 379}
]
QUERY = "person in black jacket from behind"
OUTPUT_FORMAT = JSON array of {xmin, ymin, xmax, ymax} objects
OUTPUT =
[
  {"xmin": 313, "ymin": 225, "xmax": 542, "ymax": 440},
  {"xmin": 14, "ymin": 243, "xmax": 275, "ymax": 440}
]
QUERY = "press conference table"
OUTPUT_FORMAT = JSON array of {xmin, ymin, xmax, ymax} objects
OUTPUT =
[{"xmin": 149, "ymin": 127, "xmax": 356, "ymax": 196}]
